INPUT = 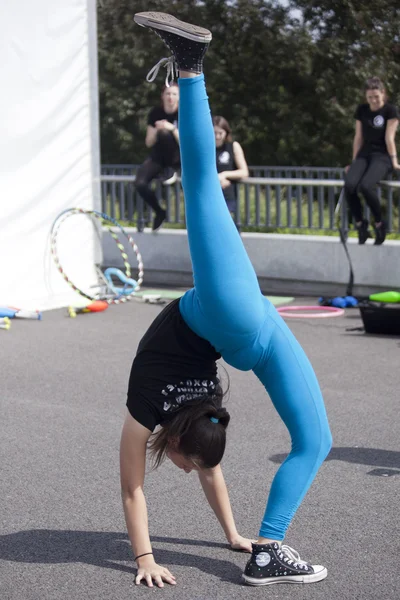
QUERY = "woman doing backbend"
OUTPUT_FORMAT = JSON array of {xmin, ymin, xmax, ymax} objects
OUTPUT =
[{"xmin": 120, "ymin": 12, "xmax": 332, "ymax": 589}]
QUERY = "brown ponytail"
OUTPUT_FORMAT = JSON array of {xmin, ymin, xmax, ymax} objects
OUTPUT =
[{"xmin": 148, "ymin": 386, "xmax": 230, "ymax": 470}]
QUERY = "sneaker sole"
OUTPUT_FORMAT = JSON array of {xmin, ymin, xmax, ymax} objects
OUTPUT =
[
  {"xmin": 242, "ymin": 567, "xmax": 328, "ymax": 586},
  {"xmin": 134, "ymin": 12, "xmax": 212, "ymax": 43},
  {"xmin": 162, "ymin": 172, "xmax": 178, "ymax": 186}
]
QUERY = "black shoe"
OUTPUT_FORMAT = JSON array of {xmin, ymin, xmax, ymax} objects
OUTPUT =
[
  {"xmin": 242, "ymin": 542, "xmax": 327, "ymax": 586},
  {"xmin": 374, "ymin": 220, "xmax": 387, "ymax": 245},
  {"xmin": 356, "ymin": 219, "xmax": 372, "ymax": 245},
  {"xmin": 134, "ymin": 12, "xmax": 211, "ymax": 76},
  {"xmin": 152, "ymin": 208, "xmax": 166, "ymax": 232}
]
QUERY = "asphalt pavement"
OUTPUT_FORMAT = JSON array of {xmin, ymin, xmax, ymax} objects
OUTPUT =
[{"xmin": 1, "ymin": 296, "xmax": 399, "ymax": 600}]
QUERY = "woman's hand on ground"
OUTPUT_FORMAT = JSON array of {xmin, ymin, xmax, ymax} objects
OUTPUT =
[
  {"xmin": 135, "ymin": 558, "xmax": 177, "ymax": 588},
  {"xmin": 229, "ymin": 534, "xmax": 257, "ymax": 553}
]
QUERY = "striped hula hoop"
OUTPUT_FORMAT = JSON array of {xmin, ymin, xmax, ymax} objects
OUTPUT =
[{"xmin": 50, "ymin": 208, "xmax": 144, "ymax": 304}]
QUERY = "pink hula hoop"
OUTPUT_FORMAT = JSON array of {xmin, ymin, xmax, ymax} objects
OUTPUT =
[{"xmin": 277, "ymin": 305, "xmax": 345, "ymax": 319}]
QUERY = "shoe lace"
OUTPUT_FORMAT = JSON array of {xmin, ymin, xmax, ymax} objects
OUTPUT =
[
  {"xmin": 146, "ymin": 57, "xmax": 177, "ymax": 87},
  {"xmin": 278, "ymin": 545, "xmax": 310, "ymax": 570}
]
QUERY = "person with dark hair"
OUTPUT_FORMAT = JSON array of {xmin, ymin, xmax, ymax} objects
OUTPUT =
[
  {"xmin": 120, "ymin": 12, "xmax": 332, "ymax": 589},
  {"xmin": 135, "ymin": 83, "xmax": 180, "ymax": 231},
  {"xmin": 212, "ymin": 115, "xmax": 249, "ymax": 214},
  {"xmin": 344, "ymin": 76, "xmax": 400, "ymax": 245}
]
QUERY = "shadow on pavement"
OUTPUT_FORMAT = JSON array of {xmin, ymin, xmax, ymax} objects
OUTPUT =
[
  {"xmin": 270, "ymin": 446, "xmax": 400, "ymax": 476},
  {"xmin": 0, "ymin": 530, "xmax": 244, "ymax": 583}
]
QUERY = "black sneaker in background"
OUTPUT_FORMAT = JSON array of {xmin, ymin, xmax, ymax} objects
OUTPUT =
[
  {"xmin": 152, "ymin": 208, "xmax": 167, "ymax": 232},
  {"xmin": 242, "ymin": 542, "xmax": 327, "ymax": 586},
  {"xmin": 356, "ymin": 219, "xmax": 372, "ymax": 245},
  {"xmin": 374, "ymin": 220, "xmax": 387, "ymax": 245},
  {"xmin": 134, "ymin": 12, "xmax": 211, "ymax": 78}
]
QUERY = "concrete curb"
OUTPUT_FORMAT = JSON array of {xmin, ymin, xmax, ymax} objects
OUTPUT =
[{"xmin": 102, "ymin": 228, "xmax": 400, "ymax": 297}]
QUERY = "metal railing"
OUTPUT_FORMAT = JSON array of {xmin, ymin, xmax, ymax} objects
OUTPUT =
[{"xmin": 100, "ymin": 165, "xmax": 400, "ymax": 233}]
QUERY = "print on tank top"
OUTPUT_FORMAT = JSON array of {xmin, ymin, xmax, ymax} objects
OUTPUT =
[{"xmin": 161, "ymin": 379, "xmax": 217, "ymax": 413}]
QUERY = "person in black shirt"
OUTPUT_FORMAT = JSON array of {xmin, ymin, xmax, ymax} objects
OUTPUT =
[
  {"xmin": 135, "ymin": 83, "xmax": 180, "ymax": 231},
  {"xmin": 122, "ymin": 12, "xmax": 331, "ymax": 590},
  {"xmin": 213, "ymin": 115, "xmax": 249, "ymax": 214},
  {"xmin": 344, "ymin": 77, "xmax": 399, "ymax": 244}
]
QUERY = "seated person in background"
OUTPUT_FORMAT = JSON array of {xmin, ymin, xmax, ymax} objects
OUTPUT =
[
  {"xmin": 135, "ymin": 83, "xmax": 180, "ymax": 231},
  {"xmin": 213, "ymin": 115, "xmax": 249, "ymax": 215},
  {"xmin": 344, "ymin": 76, "xmax": 399, "ymax": 245}
]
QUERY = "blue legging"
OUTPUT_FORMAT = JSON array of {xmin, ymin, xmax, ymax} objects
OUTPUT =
[{"xmin": 178, "ymin": 75, "xmax": 332, "ymax": 541}]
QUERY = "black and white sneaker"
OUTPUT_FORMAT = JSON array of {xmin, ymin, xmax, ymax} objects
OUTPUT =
[
  {"xmin": 242, "ymin": 542, "xmax": 327, "ymax": 586},
  {"xmin": 134, "ymin": 12, "xmax": 211, "ymax": 84}
]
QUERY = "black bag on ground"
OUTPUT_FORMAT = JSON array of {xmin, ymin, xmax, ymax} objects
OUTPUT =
[{"xmin": 359, "ymin": 302, "xmax": 400, "ymax": 335}]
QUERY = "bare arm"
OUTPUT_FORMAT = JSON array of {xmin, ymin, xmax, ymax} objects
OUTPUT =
[
  {"xmin": 197, "ymin": 464, "xmax": 254, "ymax": 551},
  {"xmin": 220, "ymin": 141, "xmax": 249, "ymax": 180},
  {"xmin": 120, "ymin": 412, "xmax": 176, "ymax": 587},
  {"xmin": 385, "ymin": 118, "xmax": 400, "ymax": 169},
  {"xmin": 120, "ymin": 414, "xmax": 152, "ymax": 558},
  {"xmin": 352, "ymin": 120, "xmax": 363, "ymax": 160}
]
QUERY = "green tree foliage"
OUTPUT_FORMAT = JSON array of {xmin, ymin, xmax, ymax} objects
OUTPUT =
[
  {"xmin": 98, "ymin": 0, "xmax": 400, "ymax": 166},
  {"xmin": 291, "ymin": 0, "xmax": 400, "ymax": 165},
  {"xmin": 98, "ymin": 0, "xmax": 205, "ymax": 165}
]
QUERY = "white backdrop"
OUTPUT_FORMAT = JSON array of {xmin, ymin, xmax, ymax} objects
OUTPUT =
[{"xmin": 0, "ymin": 0, "xmax": 101, "ymax": 310}]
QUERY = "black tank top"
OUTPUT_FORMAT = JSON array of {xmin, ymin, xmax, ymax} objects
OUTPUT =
[
  {"xmin": 216, "ymin": 142, "xmax": 236, "ymax": 200},
  {"xmin": 127, "ymin": 299, "xmax": 221, "ymax": 431},
  {"xmin": 216, "ymin": 142, "xmax": 235, "ymax": 172}
]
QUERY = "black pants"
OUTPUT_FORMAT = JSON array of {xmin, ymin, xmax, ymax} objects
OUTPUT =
[
  {"xmin": 135, "ymin": 132, "xmax": 180, "ymax": 214},
  {"xmin": 344, "ymin": 154, "xmax": 392, "ymax": 223},
  {"xmin": 135, "ymin": 158, "xmax": 166, "ymax": 214}
]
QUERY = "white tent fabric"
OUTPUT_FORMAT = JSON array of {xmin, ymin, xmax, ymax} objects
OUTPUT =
[{"xmin": 0, "ymin": 0, "xmax": 101, "ymax": 311}]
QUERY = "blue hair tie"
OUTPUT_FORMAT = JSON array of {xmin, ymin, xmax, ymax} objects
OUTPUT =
[{"xmin": 210, "ymin": 416, "xmax": 219, "ymax": 424}]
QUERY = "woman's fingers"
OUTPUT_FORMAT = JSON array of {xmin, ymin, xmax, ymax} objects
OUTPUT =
[
  {"xmin": 135, "ymin": 566, "xmax": 177, "ymax": 587},
  {"xmin": 164, "ymin": 567, "xmax": 176, "ymax": 579},
  {"xmin": 163, "ymin": 569, "xmax": 177, "ymax": 584}
]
